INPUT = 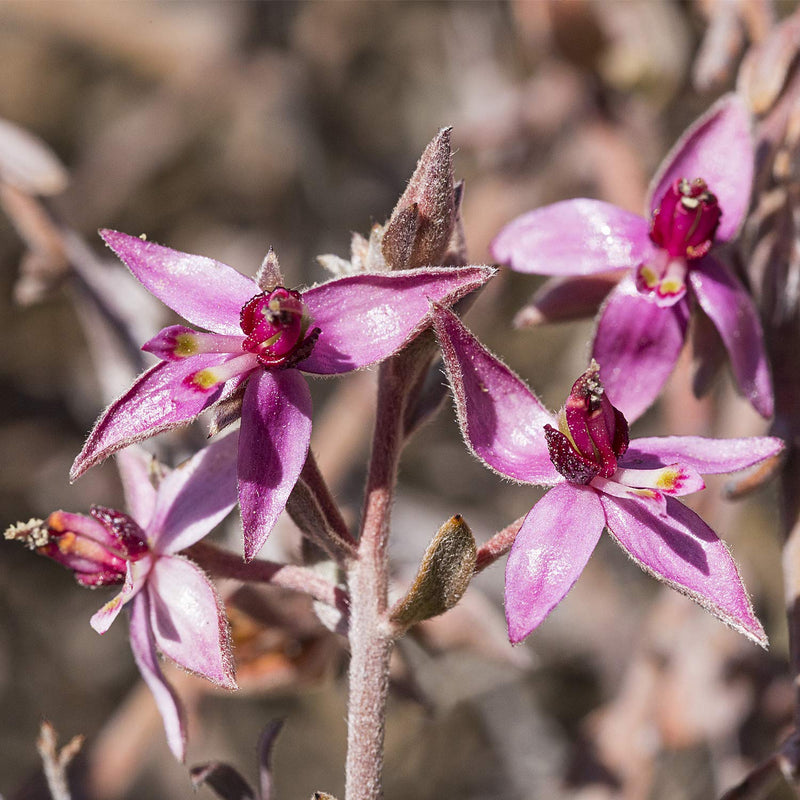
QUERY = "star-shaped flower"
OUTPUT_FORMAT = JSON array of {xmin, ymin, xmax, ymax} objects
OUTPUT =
[
  {"xmin": 492, "ymin": 93, "xmax": 772, "ymax": 422},
  {"xmin": 6, "ymin": 433, "xmax": 240, "ymax": 760},
  {"xmin": 433, "ymin": 305, "xmax": 781, "ymax": 645},
  {"xmin": 71, "ymin": 231, "xmax": 494, "ymax": 558}
]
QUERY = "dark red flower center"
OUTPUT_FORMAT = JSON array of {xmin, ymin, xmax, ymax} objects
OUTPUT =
[
  {"xmin": 544, "ymin": 363, "xmax": 629, "ymax": 485},
  {"xmin": 650, "ymin": 177, "xmax": 721, "ymax": 260},
  {"xmin": 240, "ymin": 287, "xmax": 318, "ymax": 368}
]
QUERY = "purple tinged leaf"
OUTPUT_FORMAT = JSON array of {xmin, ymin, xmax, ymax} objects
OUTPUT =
[
  {"xmin": 114, "ymin": 447, "xmax": 158, "ymax": 530},
  {"xmin": 600, "ymin": 494, "xmax": 767, "ymax": 647},
  {"xmin": 491, "ymin": 199, "xmax": 652, "ymax": 276},
  {"xmin": 100, "ymin": 230, "xmax": 257, "ymax": 335},
  {"xmin": 505, "ymin": 484, "xmax": 605, "ymax": 643},
  {"xmin": 70, "ymin": 355, "xmax": 238, "ymax": 481},
  {"xmin": 129, "ymin": 592, "xmax": 187, "ymax": 761},
  {"xmin": 647, "ymin": 94, "xmax": 753, "ymax": 243},
  {"xmin": 299, "ymin": 266, "xmax": 495, "ymax": 374},
  {"xmin": 620, "ymin": 435, "xmax": 784, "ymax": 474},
  {"xmin": 238, "ymin": 370, "xmax": 312, "ymax": 560},
  {"xmin": 432, "ymin": 305, "xmax": 561, "ymax": 485},
  {"xmin": 592, "ymin": 276, "xmax": 689, "ymax": 422},
  {"xmin": 148, "ymin": 430, "xmax": 240, "ymax": 555},
  {"xmin": 689, "ymin": 256, "xmax": 774, "ymax": 418},
  {"xmin": 147, "ymin": 555, "xmax": 237, "ymax": 689}
]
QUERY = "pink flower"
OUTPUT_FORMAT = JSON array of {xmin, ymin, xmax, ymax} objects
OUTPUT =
[
  {"xmin": 492, "ymin": 94, "xmax": 773, "ymax": 422},
  {"xmin": 433, "ymin": 305, "xmax": 781, "ymax": 645},
  {"xmin": 71, "ymin": 231, "xmax": 495, "ymax": 559},
  {"xmin": 8, "ymin": 434, "xmax": 240, "ymax": 760}
]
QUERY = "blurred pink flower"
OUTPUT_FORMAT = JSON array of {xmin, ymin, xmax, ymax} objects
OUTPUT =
[
  {"xmin": 492, "ymin": 94, "xmax": 773, "ymax": 422},
  {"xmin": 433, "ymin": 305, "xmax": 781, "ymax": 646},
  {"xmin": 71, "ymin": 231, "xmax": 494, "ymax": 559}
]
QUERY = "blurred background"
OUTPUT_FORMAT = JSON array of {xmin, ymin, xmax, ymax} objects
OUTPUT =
[{"xmin": 0, "ymin": 2, "xmax": 795, "ymax": 798}]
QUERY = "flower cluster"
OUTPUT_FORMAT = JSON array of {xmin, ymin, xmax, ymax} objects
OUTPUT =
[{"xmin": 4, "ymin": 102, "xmax": 782, "ymax": 781}]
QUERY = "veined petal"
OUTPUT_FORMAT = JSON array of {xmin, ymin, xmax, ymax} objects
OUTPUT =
[
  {"xmin": 491, "ymin": 199, "xmax": 653, "ymax": 276},
  {"xmin": 114, "ymin": 446, "xmax": 158, "ymax": 529},
  {"xmin": 298, "ymin": 265, "xmax": 495, "ymax": 374},
  {"xmin": 128, "ymin": 592, "xmax": 187, "ymax": 761},
  {"xmin": 690, "ymin": 256, "xmax": 774, "ymax": 418},
  {"xmin": 593, "ymin": 276, "xmax": 689, "ymax": 422},
  {"xmin": 620, "ymin": 435, "xmax": 784, "ymax": 474},
  {"xmin": 148, "ymin": 430, "xmax": 240, "ymax": 555},
  {"xmin": 143, "ymin": 326, "xmax": 244, "ymax": 361},
  {"xmin": 90, "ymin": 556, "xmax": 151, "ymax": 634},
  {"xmin": 601, "ymin": 494, "xmax": 766, "ymax": 646},
  {"xmin": 238, "ymin": 369, "xmax": 312, "ymax": 560},
  {"xmin": 100, "ymin": 230, "xmax": 257, "ymax": 335},
  {"xmin": 647, "ymin": 94, "xmax": 753, "ymax": 243},
  {"xmin": 505, "ymin": 484, "xmax": 605, "ymax": 643},
  {"xmin": 71, "ymin": 355, "xmax": 246, "ymax": 481},
  {"xmin": 432, "ymin": 305, "xmax": 561, "ymax": 485},
  {"xmin": 613, "ymin": 464, "xmax": 705, "ymax": 496},
  {"xmin": 147, "ymin": 555, "xmax": 237, "ymax": 689}
]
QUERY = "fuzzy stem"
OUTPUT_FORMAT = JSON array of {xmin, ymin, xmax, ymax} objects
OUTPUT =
[
  {"xmin": 345, "ymin": 358, "xmax": 408, "ymax": 800},
  {"xmin": 474, "ymin": 515, "xmax": 525, "ymax": 574},
  {"xmin": 185, "ymin": 541, "xmax": 347, "ymax": 611}
]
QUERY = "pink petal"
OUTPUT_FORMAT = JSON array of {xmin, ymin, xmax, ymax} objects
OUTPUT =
[
  {"xmin": 100, "ymin": 230, "xmax": 257, "ymax": 335},
  {"xmin": 148, "ymin": 430, "xmax": 240, "ymax": 555},
  {"xmin": 505, "ymin": 484, "xmax": 605, "ymax": 643},
  {"xmin": 147, "ymin": 555, "xmax": 237, "ymax": 689},
  {"xmin": 513, "ymin": 272, "xmax": 621, "ymax": 328},
  {"xmin": 689, "ymin": 256, "xmax": 774, "ymax": 418},
  {"xmin": 143, "ymin": 326, "xmax": 244, "ymax": 361},
  {"xmin": 593, "ymin": 276, "xmax": 689, "ymax": 422},
  {"xmin": 432, "ymin": 305, "xmax": 561, "ymax": 485},
  {"xmin": 620, "ymin": 435, "xmax": 784, "ymax": 474},
  {"xmin": 601, "ymin": 494, "xmax": 766, "ymax": 646},
  {"xmin": 71, "ymin": 355, "xmax": 241, "ymax": 481},
  {"xmin": 128, "ymin": 592, "xmax": 187, "ymax": 761},
  {"xmin": 298, "ymin": 265, "xmax": 495, "ymax": 374},
  {"xmin": 90, "ymin": 561, "xmax": 144, "ymax": 634},
  {"xmin": 647, "ymin": 94, "xmax": 753, "ymax": 243},
  {"xmin": 491, "ymin": 199, "xmax": 652, "ymax": 276},
  {"xmin": 114, "ymin": 446, "xmax": 158, "ymax": 529},
  {"xmin": 613, "ymin": 464, "xmax": 705, "ymax": 496},
  {"xmin": 238, "ymin": 369, "xmax": 312, "ymax": 560}
]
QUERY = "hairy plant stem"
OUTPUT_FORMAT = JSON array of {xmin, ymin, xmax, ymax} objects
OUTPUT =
[
  {"xmin": 185, "ymin": 540, "xmax": 348, "ymax": 611},
  {"xmin": 345, "ymin": 357, "xmax": 409, "ymax": 800}
]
